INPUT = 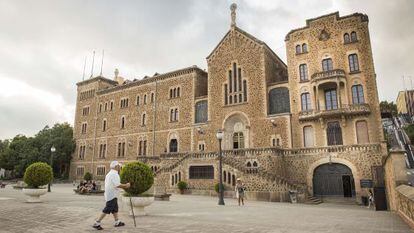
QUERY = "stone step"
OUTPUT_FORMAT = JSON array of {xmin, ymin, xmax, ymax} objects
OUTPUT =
[{"xmin": 305, "ymin": 196, "xmax": 323, "ymax": 205}]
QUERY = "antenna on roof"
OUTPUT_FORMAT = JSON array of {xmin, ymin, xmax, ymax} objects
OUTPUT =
[
  {"xmin": 90, "ymin": 50, "xmax": 95, "ymax": 78},
  {"xmin": 100, "ymin": 50, "xmax": 105, "ymax": 77},
  {"xmin": 82, "ymin": 56, "xmax": 87, "ymax": 81}
]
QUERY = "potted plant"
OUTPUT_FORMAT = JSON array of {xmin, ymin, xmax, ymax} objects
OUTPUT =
[
  {"xmin": 120, "ymin": 162, "xmax": 154, "ymax": 216},
  {"xmin": 22, "ymin": 162, "xmax": 53, "ymax": 203},
  {"xmin": 84, "ymin": 172, "xmax": 93, "ymax": 181},
  {"xmin": 177, "ymin": 181, "xmax": 187, "ymax": 194}
]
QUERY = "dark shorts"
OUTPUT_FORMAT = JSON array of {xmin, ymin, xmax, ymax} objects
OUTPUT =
[{"xmin": 102, "ymin": 198, "xmax": 118, "ymax": 214}]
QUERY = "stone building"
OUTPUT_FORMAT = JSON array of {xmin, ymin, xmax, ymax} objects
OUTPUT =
[
  {"xmin": 397, "ymin": 90, "xmax": 414, "ymax": 117},
  {"xmin": 70, "ymin": 6, "xmax": 386, "ymax": 202}
]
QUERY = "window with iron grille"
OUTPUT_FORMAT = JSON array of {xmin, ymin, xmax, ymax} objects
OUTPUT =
[{"xmin": 189, "ymin": 166, "xmax": 214, "ymax": 179}]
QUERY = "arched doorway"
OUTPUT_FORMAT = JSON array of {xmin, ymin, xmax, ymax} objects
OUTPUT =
[
  {"xmin": 313, "ymin": 163, "xmax": 355, "ymax": 197},
  {"xmin": 222, "ymin": 112, "xmax": 250, "ymax": 150}
]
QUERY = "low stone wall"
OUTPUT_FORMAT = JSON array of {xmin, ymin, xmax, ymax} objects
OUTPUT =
[{"xmin": 395, "ymin": 185, "xmax": 414, "ymax": 229}]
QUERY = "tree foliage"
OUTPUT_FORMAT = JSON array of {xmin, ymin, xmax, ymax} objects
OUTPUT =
[
  {"xmin": 120, "ymin": 162, "xmax": 154, "ymax": 196},
  {"xmin": 380, "ymin": 101, "xmax": 398, "ymax": 116},
  {"xmin": 0, "ymin": 123, "xmax": 75, "ymax": 178}
]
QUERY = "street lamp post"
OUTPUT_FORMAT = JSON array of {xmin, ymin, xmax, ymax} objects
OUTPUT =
[
  {"xmin": 48, "ymin": 146, "xmax": 56, "ymax": 192},
  {"xmin": 216, "ymin": 130, "xmax": 225, "ymax": 206}
]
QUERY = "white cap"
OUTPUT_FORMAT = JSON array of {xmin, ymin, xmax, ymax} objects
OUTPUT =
[{"xmin": 110, "ymin": 161, "xmax": 122, "ymax": 169}]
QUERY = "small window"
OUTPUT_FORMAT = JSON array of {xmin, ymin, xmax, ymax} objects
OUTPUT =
[
  {"xmin": 189, "ymin": 166, "xmax": 214, "ymax": 179},
  {"xmin": 136, "ymin": 96, "xmax": 140, "ymax": 105},
  {"xmin": 351, "ymin": 31, "xmax": 357, "ymax": 42},
  {"xmin": 141, "ymin": 113, "xmax": 146, "ymax": 126},
  {"xmin": 344, "ymin": 33, "xmax": 350, "ymax": 43},
  {"xmin": 102, "ymin": 119, "xmax": 107, "ymax": 131},
  {"xmin": 143, "ymin": 95, "xmax": 147, "ymax": 104},
  {"xmin": 110, "ymin": 101, "xmax": 114, "ymax": 111},
  {"xmin": 120, "ymin": 116, "xmax": 125, "ymax": 129},
  {"xmin": 295, "ymin": 45, "xmax": 301, "ymax": 54},
  {"xmin": 151, "ymin": 93, "xmax": 154, "ymax": 103},
  {"xmin": 302, "ymin": 43, "xmax": 307, "ymax": 53},
  {"xmin": 177, "ymin": 87, "xmax": 180, "ymax": 97}
]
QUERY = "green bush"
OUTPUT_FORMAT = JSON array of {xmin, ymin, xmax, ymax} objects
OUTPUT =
[
  {"xmin": 177, "ymin": 181, "xmax": 188, "ymax": 191},
  {"xmin": 120, "ymin": 162, "xmax": 154, "ymax": 196},
  {"xmin": 84, "ymin": 172, "xmax": 92, "ymax": 181},
  {"xmin": 214, "ymin": 183, "xmax": 225, "ymax": 193},
  {"xmin": 23, "ymin": 162, "xmax": 53, "ymax": 188},
  {"xmin": 404, "ymin": 124, "xmax": 414, "ymax": 144}
]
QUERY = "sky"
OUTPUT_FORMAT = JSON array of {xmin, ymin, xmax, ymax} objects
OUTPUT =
[{"xmin": 0, "ymin": 0, "xmax": 413, "ymax": 139}]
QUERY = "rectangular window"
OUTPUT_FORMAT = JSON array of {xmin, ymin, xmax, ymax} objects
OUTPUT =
[
  {"xmin": 299, "ymin": 64, "xmax": 308, "ymax": 81},
  {"xmin": 224, "ymin": 84, "xmax": 228, "ymax": 105},
  {"xmin": 96, "ymin": 166, "xmax": 106, "ymax": 176},
  {"xmin": 349, "ymin": 54, "xmax": 360, "ymax": 72},
  {"xmin": 325, "ymin": 89, "xmax": 338, "ymax": 110},
  {"xmin": 301, "ymin": 93, "xmax": 312, "ymax": 111},
  {"xmin": 76, "ymin": 167, "xmax": 84, "ymax": 176},
  {"xmin": 189, "ymin": 166, "xmax": 214, "ymax": 179},
  {"xmin": 228, "ymin": 70, "xmax": 232, "ymax": 93},
  {"xmin": 322, "ymin": 58, "xmax": 333, "ymax": 71},
  {"xmin": 303, "ymin": 126, "xmax": 314, "ymax": 148},
  {"xmin": 352, "ymin": 85, "xmax": 365, "ymax": 104},
  {"xmin": 243, "ymin": 80, "xmax": 247, "ymax": 102}
]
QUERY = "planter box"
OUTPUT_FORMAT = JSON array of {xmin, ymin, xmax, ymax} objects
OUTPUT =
[
  {"xmin": 22, "ymin": 188, "xmax": 48, "ymax": 203},
  {"xmin": 122, "ymin": 196, "xmax": 154, "ymax": 216}
]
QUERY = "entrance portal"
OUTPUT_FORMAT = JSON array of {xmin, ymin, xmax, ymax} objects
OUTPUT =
[{"xmin": 313, "ymin": 163, "xmax": 355, "ymax": 197}]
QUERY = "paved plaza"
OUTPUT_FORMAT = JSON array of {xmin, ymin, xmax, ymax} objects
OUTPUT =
[{"xmin": 0, "ymin": 184, "xmax": 411, "ymax": 233}]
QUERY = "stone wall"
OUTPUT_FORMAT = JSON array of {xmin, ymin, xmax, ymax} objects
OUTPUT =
[{"xmin": 383, "ymin": 150, "xmax": 414, "ymax": 229}]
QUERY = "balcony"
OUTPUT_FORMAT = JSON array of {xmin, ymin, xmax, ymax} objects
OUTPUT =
[
  {"xmin": 311, "ymin": 69, "xmax": 346, "ymax": 84},
  {"xmin": 299, "ymin": 104, "xmax": 371, "ymax": 121}
]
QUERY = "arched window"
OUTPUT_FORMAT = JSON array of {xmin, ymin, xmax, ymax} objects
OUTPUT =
[
  {"xmin": 171, "ymin": 175, "xmax": 174, "ymax": 186},
  {"xmin": 232, "ymin": 175, "xmax": 236, "ymax": 186},
  {"xmin": 177, "ymin": 87, "xmax": 180, "ymax": 97},
  {"xmin": 299, "ymin": 64, "xmax": 308, "ymax": 81},
  {"xmin": 169, "ymin": 139, "xmax": 178, "ymax": 152},
  {"xmin": 174, "ymin": 109, "xmax": 178, "ymax": 121},
  {"xmin": 351, "ymin": 31, "xmax": 357, "ymax": 42},
  {"xmin": 141, "ymin": 113, "xmax": 146, "ymax": 126},
  {"xmin": 228, "ymin": 173, "xmax": 231, "ymax": 184},
  {"xmin": 352, "ymin": 85, "xmax": 365, "ymax": 104},
  {"xmin": 223, "ymin": 171, "xmax": 227, "ymax": 182},
  {"xmin": 327, "ymin": 122, "xmax": 343, "ymax": 145},
  {"xmin": 302, "ymin": 43, "xmax": 307, "ymax": 53},
  {"xmin": 195, "ymin": 100, "xmax": 208, "ymax": 123},
  {"xmin": 143, "ymin": 94, "xmax": 147, "ymax": 104},
  {"xmin": 295, "ymin": 45, "xmax": 301, "ymax": 54},
  {"xmin": 348, "ymin": 54, "xmax": 359, "ymax": 72},
  {"xmin": 233, "ymin": 132, "xmax": 244, "ymax": 149},
  {"xmin": 136, "ymin": 96, "xmax": 140, "ymax": 105},
  {"xmin": 344, "ymin": 33, "xmax": 350, "ymax": 43},
  {"xmin": 151, "ymin": 93, "xmax": 154, "ymax": 103},
  {"xmin": 322, "ymin": 58, "xmax": 333, "ymax": 71},
  {"xmin": 179, "ymin": 172, "xmax": 181, "ymax": 182},
  {"xmin": 301, "ymin": 93, "xmax": 312, "ymax": 111},
  {"xmin": 169, "ymin": 89, "xmax": 173, "ymax": 99},
  {"xmin": 102, "ymin": 119, "xmax": 107, "ymax": 131},
  {"xmin": 173, "ymin": 88, "xmax": 177, "ymax": 98},
  {"xmin": 175, "ymin": 173, "xmax": 178, "ymax": 184},
  {"xmin": 120, "ymin": 116, "xmax": 125, "ymax": 129},
  {"xmin": 246, "ymin": 161, "xmax": 252, "ymax": 167},
  {"xmin": 268, "ymin": 87, "xmax": 290, "ymax": 115},
  {"xmin": 356, "ymin": 120, "xmax": 369, "ymax": 144},
  {"xmin": 170, "ymin": 109, "xmax": 174, "ymax": 122},
  {"xmin": 303, "ymin": 126, "xmax": 314, "ymax": 148},
  {"xmin": 252, "ymin": 161, "xmax": 258, "ymax": 167}
]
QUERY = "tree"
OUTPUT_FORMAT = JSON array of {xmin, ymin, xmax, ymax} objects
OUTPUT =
[
  {"xmin": 0, "ymin": 122, "xmax": 75, "ymax": 179},
  {"xmin": 380, "ymin": 101, "xmax": 398, "ymax": 116}
]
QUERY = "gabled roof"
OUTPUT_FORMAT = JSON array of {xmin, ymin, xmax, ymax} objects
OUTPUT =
[{"xmin": 206, "ymin": 26, "xmax": 286, "ymax": 68}]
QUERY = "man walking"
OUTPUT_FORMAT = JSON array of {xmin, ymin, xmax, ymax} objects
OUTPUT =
[{"xmin": 93, "ymin": 161, "xmax": 130, "ymax": 230}]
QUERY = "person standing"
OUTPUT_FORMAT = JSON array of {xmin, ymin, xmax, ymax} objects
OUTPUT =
[
  {"xmin": 235, "ymin": 178, "xmax": 245, "ymax": 206},
  {"xmin": 93, "ymin": 161, "xmax": 130, "ymax": 230},
  {"xmin": 367, "ymin": 189, "xmax": 375, "ymax": 209}
]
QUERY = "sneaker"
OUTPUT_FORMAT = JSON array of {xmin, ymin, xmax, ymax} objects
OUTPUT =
[
  {"xmin": 114, "ymin": 221, "xmax": 125, "ymax": 227},
  {"xmin": 93, "ymin": 225, "xmax": 103, "ymax": 230}
]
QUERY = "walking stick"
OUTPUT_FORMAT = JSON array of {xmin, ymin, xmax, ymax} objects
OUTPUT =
[{"xmin": 129, "ymin": 196, "xmax": 136, "ymax": 227}]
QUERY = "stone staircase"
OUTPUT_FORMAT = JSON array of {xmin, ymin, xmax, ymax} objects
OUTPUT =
[{"xmin": 305, "ymin": 196, "xmax": 322, "ymax": 205}]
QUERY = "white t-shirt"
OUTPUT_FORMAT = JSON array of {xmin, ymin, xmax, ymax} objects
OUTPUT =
[{"xmin": 104, "ymin": 169, "xmax": 121, "ymax": 201}]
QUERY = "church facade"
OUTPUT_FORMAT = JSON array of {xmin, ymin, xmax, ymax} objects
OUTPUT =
[{"xmin": 70, "ymin": 7, "xmax": 386, "ymax": 202}]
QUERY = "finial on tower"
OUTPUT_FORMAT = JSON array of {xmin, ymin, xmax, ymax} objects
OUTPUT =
[{"xmin": 230, "ymin": 3, "xmax": 237, "ymax": 28}]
